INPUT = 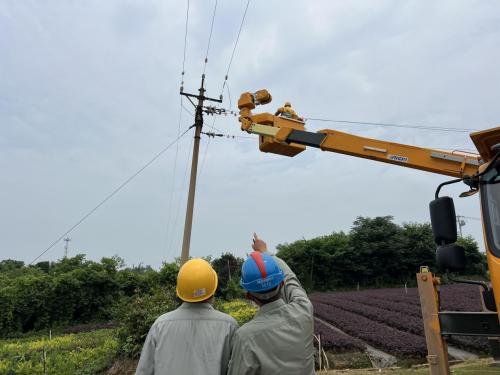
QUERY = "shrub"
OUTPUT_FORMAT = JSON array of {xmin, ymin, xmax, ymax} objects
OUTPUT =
[
  {"xmin": 114, "ymin": 287, "xmax": 179, "ymax": 358},
  {"xmin": 0, "ymin": 329, "xmax": 117, "ymax": 375},
  {"xmin": 217, "ymin": 300, "xmax": 257, "ymax": 326}
]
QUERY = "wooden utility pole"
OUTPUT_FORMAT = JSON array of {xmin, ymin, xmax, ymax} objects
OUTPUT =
[{"xmin": 179, "ymin": 75, "xmax": 222, "ymax": 265}]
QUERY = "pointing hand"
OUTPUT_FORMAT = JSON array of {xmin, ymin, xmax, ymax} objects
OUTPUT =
[{"xmin": 252, "ymin": 233, "xmax": 268, "ymax": 253}]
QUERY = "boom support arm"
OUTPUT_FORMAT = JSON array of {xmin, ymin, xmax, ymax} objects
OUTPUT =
[{"xmin": 238, "ymin": 90, "xmax": 480, "ymax": 178}]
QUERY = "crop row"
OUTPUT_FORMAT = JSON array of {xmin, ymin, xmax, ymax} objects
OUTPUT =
[
  {"xmin": 313, "ymin": 301, "xmax": 428, "ymax": 357},
  {"xmin": 312, "ymin": 285, "xmax": 489, "ymax": 354},
  {"xmin": 439, "ymin": 284, "xmax": 483, "ymax": 312},
  {"xmin": 312, "ymin": 290, "xmax": 422, "ymax": 318},
  {"xmin": 319, "ymin": 284, "xmax": 483, "ymax": 311},
  {"xmin": 311, "ymin": 294, "xmax": 424, "ymax": 335},
  {"xmin": 314, "ymin": 318, "xmax": 364, "ymax": 352}
]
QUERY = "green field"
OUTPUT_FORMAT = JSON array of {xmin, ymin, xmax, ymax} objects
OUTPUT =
[
  {"xmin": 0, "ymin": 301, "xmax": 256, "ymax": 375},
  {"xmin": 0, "ymin": 329, "xmax": 117, "ymax": 375}
]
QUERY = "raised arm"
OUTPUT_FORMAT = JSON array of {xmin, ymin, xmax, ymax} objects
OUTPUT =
[{"xmin": 252, "ymin": 233, "xmax": 312, "ymax": 314}]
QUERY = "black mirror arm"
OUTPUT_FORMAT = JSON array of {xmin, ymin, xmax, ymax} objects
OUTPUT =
[
  {"xmin": 435, "ymin": 178, "xmax": 463, "ymax": 199},
  {"xmin": 435, "ymin": 150, "xmax": 500, "ymax": 199},
  {"xmin": 447, "ymin": 273, "xmax": 489, "ymax": 292}
]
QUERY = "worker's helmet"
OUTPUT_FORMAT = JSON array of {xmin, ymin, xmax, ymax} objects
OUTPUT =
[
  {"xmin": 176, "ymin": 258, "xmax": 218, "ymax": 302},
  {"xmin": 284, "ymin": 102, "xmax": 292, "ymax": 107},
  {"xmin": 240, "ymin": 252, "xmax": 284, "ymax": 293}
]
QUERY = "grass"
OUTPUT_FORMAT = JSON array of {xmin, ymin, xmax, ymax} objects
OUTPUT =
[
  {"xmin": 0, "ymin": 329, "xmax": 118, "ymax": 375},
  {"xmin": 325, "ymin": 351, "xmax": 373, "ymax": 369}
]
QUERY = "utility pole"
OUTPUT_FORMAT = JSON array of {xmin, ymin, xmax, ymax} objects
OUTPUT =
[
  {"xmin": 63, "ymin": 237, "xmax": 71, "ymax": 258},
  {"xmin": 179, "ymin": 74, "xmax": 222, "ymax": 265}
]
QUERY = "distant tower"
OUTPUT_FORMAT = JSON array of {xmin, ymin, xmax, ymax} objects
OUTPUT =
[
  {"xmin": 456, "ymin": 216, "xmax": 466, "ymax": 237},
  {"xmin": 63, "ymin": 237, "xmax": 71, "ymax": 258}
]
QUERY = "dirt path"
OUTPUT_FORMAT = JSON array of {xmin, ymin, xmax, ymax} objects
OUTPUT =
[{"xmin": 447, "ymin": 345, "xmax": 478, "ymax": 360}]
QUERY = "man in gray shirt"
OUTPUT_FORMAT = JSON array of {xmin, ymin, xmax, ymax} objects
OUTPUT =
[
  {"xmin": 136, "ymin": 258, "xmax": 239, "ymax": 375},
  {"xmin": 227, "ymin": 234, "xmax": 315, "ymax": 375}
]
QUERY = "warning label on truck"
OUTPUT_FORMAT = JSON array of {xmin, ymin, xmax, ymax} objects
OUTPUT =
[{"xmin": 388, "ymin": 155, "xmax": 409, "ymax": 163}]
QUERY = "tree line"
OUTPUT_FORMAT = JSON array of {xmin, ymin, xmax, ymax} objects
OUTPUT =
[
  {"xmin": 0, "ymin": 216, "xmax": 486, "ymax": 341},
  {"xmin": 276, "ymin": 216, "xmax": 486, "ymax": 291}
]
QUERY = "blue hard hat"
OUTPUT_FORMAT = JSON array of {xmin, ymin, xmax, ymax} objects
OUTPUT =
[{"xmin": 240, "ymin": 252, "xmax": 284, "ymax": 293}]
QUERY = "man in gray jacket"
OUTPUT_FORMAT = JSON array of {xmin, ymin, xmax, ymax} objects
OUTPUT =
[
  {"xmin": 136, "ymin": 258, "xmax": 239, "ymax": 375},
  {"xmin": 227, "ymin": 234, "xmax": 315, "ymax": 375}
]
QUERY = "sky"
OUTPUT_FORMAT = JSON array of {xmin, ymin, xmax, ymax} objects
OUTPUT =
[{"xmin": 1, "ymin": 0, "xmax": 500, "ymax": 268}]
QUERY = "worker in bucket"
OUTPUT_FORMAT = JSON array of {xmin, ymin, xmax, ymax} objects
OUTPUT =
[
  {"xmin": 227, "ymin": 233, "xmax": 315, "ymax": 375},
  {"xmin": 275, "ymin": 101, "xmax": 304, "ymax": 122},
  {"xmin": 136, "ymin": 258, "xmax": 239, "ymax": 375}
]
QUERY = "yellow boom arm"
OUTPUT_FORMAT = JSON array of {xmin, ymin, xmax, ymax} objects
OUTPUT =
[{"xmin": 238, "ymin": 90, "xmax": 481, "ymax": 178}]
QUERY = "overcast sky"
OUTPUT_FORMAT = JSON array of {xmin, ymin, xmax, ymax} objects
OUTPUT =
[{"xmin": 1, "ymin": 0, "xmax": 499, "ymax": 267}]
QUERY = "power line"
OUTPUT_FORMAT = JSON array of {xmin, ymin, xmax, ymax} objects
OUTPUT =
[
  {"xmin": 458, "ymin": 215, "xmax": 481, "ymax": 221},
  {"xmin": 167, "ymin": 136, "xmax": 194, "ymax": 261},
  {"xmin": 180, "ymin": 0, "xmax": 190, "ymax": 90},
  {"xmin": 199, "ymin": 116, "xmax": 217, "ymax": 178},
  {"xmin": 181, "ymin": 98, "xmax": 194, "ymax": 117},
  {"xmin": 226, "ymin": 82, "xmax": 233, "ymax": 112},
  {"xmin": 202, "ymin": 0, "xmax": 219, "ymax": 75},
  {"xmin": 204, "ymin": 120, "xmax": 222, "ymax": 133},
  {"xmin": 304, "ymin": 118, "xmax": 479, "ymax": 133},
  {"xmin": 30, "ymin": 127, "xmax": 192, "ymax": 265},
  {"xmin": 201, "ymin": 131, "xmax": 254, "ymax": 140},
  {"xmin": 220, "ymin": 0, "xmax": 251, "ymax": 96},
  {"xmin": 164, "ymin": 97, "xmax": 186, "ymax": 260}
]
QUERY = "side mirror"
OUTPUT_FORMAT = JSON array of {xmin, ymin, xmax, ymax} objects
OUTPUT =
[
  {"xmin": 436, "ymin": 244, "xmax": 466, "ymax": 272},
  {"xmin": 430, "ymin": 196, "xmax": 466, "ymax": 272},
  {"xmin": 429, "ymin": 196, "xmax": 458, "ymax": 245}
]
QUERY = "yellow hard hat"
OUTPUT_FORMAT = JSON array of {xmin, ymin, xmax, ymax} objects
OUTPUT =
[
  {"xmin": 284, "ymin": 102, "xmax": 291, "ymax": 107},
  {"xmin": 176, "ymin": 258, "xmax": 218, "ymax": 302}
]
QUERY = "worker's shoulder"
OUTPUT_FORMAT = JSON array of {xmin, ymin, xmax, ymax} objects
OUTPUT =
[
  {"xmin": 151, "ymin": 309, "xmax": 178, "ymax": 325},
  {"xmin": 152, "ymin": 305, "xmax": 238, "ymax": 327},
  {"xmin": 206, "ymin": 308, "xmax": 239, "ymax": 326},
  {"xmin": 235, "ymin": 302, "xmax": 311, "ymax": 340},
  {"xmin": 233, "ymin": 315, "xmax": 271, "ymax": 340}
]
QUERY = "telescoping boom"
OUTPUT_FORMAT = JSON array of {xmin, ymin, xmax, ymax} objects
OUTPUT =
[{"xmin": 238, "ymin": 90, "xmax": 481, "ymax": 178}]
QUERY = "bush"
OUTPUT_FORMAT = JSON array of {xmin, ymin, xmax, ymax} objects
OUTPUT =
[
  {"xmin": 217, "ymin": 300, "xmax": 257, "ymax": 326},
  {"xmin": 114, "ymin": 287, "xmax": 179, "ymax": 358},
  {"xmin": 0, "ymin": 329, "xmax": 117, "ymax": 375}
]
